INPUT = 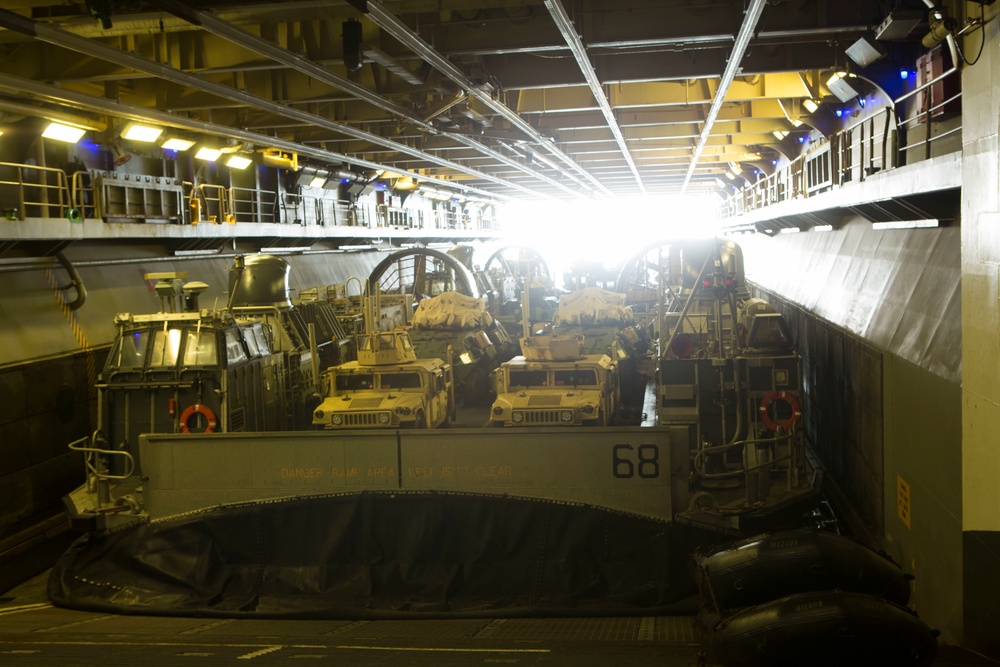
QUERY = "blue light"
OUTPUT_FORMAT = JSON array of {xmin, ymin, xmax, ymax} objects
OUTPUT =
[
  {"xmin": 858, "ymin": 98, "xmax": 866, "ymax": 108},
  {"xmin": 900, "ymin": 69, "xmax": 909, "ymax": 80},
  {"xmin": 798, "ymin": 136, "xmax": 805, "ymax": 143},
  {"xmin": 754, "ymin": 169, "xmax": 761, "ymax": 175},
  {"xmin": 771, "ymin": 159, "xmax": 778, "ymax": 165},
  {"xmin": 835, "ymin": 109, "xmax": 844, "ymax": 118},
  {"xmin": 340, "ymin": 178, "xmax": 351, "ymax": 184}
]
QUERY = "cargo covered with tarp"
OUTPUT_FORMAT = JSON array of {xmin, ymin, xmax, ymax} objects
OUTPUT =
[
  {"xmin": 553, "ymin": 288, "xmax": 633, "ymax": 326},
  {"xmin": 412, "ymin": 291, "xmax": 493, "ymax": 329},
  {"xmin": 49, "ymin": 492, "xmax": 697, "ymax": 618}
]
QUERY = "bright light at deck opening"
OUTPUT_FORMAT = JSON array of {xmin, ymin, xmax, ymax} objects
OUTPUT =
[{"xmin": 497, "ymin": 195, "xmax": 720, "ymax": 285}]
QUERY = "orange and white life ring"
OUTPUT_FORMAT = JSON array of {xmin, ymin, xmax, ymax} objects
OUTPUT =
[
  {"xmin": 758, "ymin": 390, "xmax": 802, "ymax": 431},
  {"xmin": 179, "ymin": 403, "xmax": 217, "ymax": 434}
]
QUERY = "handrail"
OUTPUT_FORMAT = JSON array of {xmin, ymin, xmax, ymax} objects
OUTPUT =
[
  {"xmin": 68, "ymin": 432, "xmax": 136, "ymax": 481},
  {"xmin": 0, "ymin": 161, "xmax": 71, "ymax": 220},
  {"xmin": 724, "ymin": 65, "xmax": 962, "ymax": 219}
]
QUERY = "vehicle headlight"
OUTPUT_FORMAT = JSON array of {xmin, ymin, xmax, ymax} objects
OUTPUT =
[
  {"xmin": 331, "ymin": 414, "xmax": 343, "ymax": 425},
  {"xmin": 378, "ymin": 412, "xmax": 391, "ymax": 424},
  {"xmin": 580, "ymin": 404, "xmax": 594, "ymax": 414},
  {"xmin": 492, "ymin": 405, "xmax": 504, "ymax": 415},
  {"xmin": 512, "ymin": 411, "xmax": 524, "ymax": 423},
  {"xmin": 395, "ymin": 406, "xmax": 411, "ymax": 415},
  {"xmin": 560, "ymin": 410, "xmax": 574, "ymax": 423},
  {"xmin": 314, "ymin": 409, "xmax": 325, "ymax": 419}
]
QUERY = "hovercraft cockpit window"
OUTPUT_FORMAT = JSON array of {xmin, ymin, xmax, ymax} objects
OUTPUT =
[
  {"xmin": 185, "ymin": 331, "xmax": 221, "ymax": 366},
  {"xmin": 149, "ymin": 328, "xmax": 182, "ymax": 366},
  {"xmin": 113, "ymin": 329, "xmax": 150, "ymax": 368}
]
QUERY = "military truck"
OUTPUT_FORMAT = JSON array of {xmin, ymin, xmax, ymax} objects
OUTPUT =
[
  {"xmin": 489, "ymin": 334, "xmax": 619, "ymax": 427},
  {"xmin": 312, "ymin": 328, "xmax": 454, "ymax": 429}
]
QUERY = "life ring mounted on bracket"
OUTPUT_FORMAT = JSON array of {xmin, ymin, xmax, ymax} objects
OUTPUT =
[
  {"xmin": 179, "ymin": 403, "xmax": 218, "ymax": 434},
  {"xmin": 758, "ymin": 390, "xmax": 802, "ymax": 431}
]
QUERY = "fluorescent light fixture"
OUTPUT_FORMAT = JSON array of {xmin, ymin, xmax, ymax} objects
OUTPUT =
[
  {"xmin": 827, "ymin": 72, "xmax": 860, "ymax": 103},
  {"xmin": 872, "ymin": 220, "xmax": 939, "ymax": 230},
  {"xmin": 779, "ymin": 227, "xmax": 801, "ymax": 234},
  {"xmin": 226, "ymin": 155, "xmax": 253, "ymax": 170},
  {"xmin": 728, "ymin": 162, "xmax": 742, "ymax": 177},
  {"xmin": 420, "ymin": 187, "xmax": 453, "ymax": 201},
  {"xmin": 845, "ymin": 35, "xmax": 886, "ymax": 68},
  {"xmin": 309, "ymin": 176, "xmax": 326, "ymax": 188},
  {"xmin": 802, "ymin": 99, "xmax": 819, "ymax": 113},
  {"xmin": 162, "ymin": 137, "xmax": 195, "ymax": 151},
  {"xmin": 259, "ymin": 246, "xmax": 312, "ymax": 254},
  {"xmin": 195, "ymin": 146, "xmax": 222, "ymax": 161},
  {"xmin": 42, "ymin": 122, "xmax": 86, "ymax": 143},
  {"xmin": 173, "ymin": 249, "xmax": 222, "ymax": 256},
  {"xmin": 121, "ymin": 123, "xmax": 163, "ymax": 142},
  {"xmin": 813, "ymin": 225, "xmax": 834, "ymax": 232},
  {"xmin": 772, "ymin": 130, "xmax": 789, "ymax": 140},
  {"xmin": 395, "ymin": 176, "xmax": 417, "ymax": 190},
  {"xmin": 790, "ymin": 119, "xmax": 803, "ymax": 127}
]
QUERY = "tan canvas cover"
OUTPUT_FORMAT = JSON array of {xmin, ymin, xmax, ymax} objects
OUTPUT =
[
  {"xmin": 412, "ymin": 291, "xmax": 494, "ymax": 329},
  {"xmin": 553, "ymin": 287, "xmax": 633, "ymax": 325}
]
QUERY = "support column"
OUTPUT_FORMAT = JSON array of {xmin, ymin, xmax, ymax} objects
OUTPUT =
[{"xmin": 960, "ymin": 1, "xmax": 1000, "ymax": 658}]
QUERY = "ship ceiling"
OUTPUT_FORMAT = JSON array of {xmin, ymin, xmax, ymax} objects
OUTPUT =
[{"xmin": 0, "ymin": 0, "xmax": 930, "ymax": 201}]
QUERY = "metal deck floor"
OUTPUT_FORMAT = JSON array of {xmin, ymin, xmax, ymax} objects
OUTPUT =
[{"xmin": 1, "ymin": 574, "xmax": 996, "ymax": 667}]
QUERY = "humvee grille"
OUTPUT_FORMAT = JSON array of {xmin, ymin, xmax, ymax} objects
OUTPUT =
[
  {"xmin": 524, "ymin": 410, "xmax": 560, "ymax": 424},
  {"xmin": 342, "ymin": 412, "xmax": 381, "ymax": 426}
]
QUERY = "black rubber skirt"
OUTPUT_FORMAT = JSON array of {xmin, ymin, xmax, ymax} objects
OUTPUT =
[{"xmin": 49, "ymin": 491, "xmax": 700, "ymax": 618}]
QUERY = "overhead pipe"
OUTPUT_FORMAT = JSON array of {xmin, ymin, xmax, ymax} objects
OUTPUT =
[
  {"xmin": 0, "ymin": 9, "xmax": 542, "ymax": 200},
  {"xmin": 0, "ymin": 70, "xmax": 502, "ymax": 203},
  {"xmin": 544, "ymin": 0, "xmax": 646, "ymax": 194},
  {"xmin": 351, "ymin": 0, "xmax": 613, "ymax": 197},
  {"xmin": 54, "ymin": 251, "xmax": 87, "ymax": 311},
  {"xmin": 0, "ymin": 98, "xmax": 106, "ymax": 132},
  {"xmin": 681, "ymin": 0, "xmax": 768, "ymax": 193},
  {"xmin": 146, "ymin": 1, "xmax": 572, "ymax": 198}
]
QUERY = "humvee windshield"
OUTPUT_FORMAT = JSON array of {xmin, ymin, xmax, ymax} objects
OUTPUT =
[
  {"xmin": 509, "ymin": 369, "xmax": 548, "ymax": 387},
  {"xmin": 379, "ymin": 372, "xmax": 422, "ymax": 389},
  {"xmin": 337, "ymin": 373, "xmax": 375, "ymax": 391},
  {"xmin": 554, "ymin": 369, "xmax": 597, "ymax": 386}
]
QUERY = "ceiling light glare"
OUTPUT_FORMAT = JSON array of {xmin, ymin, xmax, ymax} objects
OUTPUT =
[
  {"xmin": 162, "ymin": 137, "xmax": 195, "ymax": 151},
  {"xmin": 195, "ymin": 146, "xmax": 222, "ymax": 161},
  {"xmin": 872, "ymin": 219, "xmax": 939, "ymax": 230},
  {"xmin": 226, "ymin": 155, "xmax": 252, "ymax": 170},
  {"xmin": 802, "ymin": 99, "xmax": 819, "ymax": 113},
  {"xmin": 309, "ymin": 176, "xmax": 326, "ymax": 188},
  {"xmin": 121, "ymin": 123, "xmax": 163, "ymax": 142},
  {"xmin": 772, "ymin": 130, "xmax": 789, "ymax": 140},
  {"xmin": 778, "ymin": 227, "xmax": 801, "ymax": 234},
  {"xmin": 814, "ymin": 225, "xmax": 834, "ymax": 232},
  {"xmin": 42, "ymin": 122, "xmax": 86, "ymax": 143}
]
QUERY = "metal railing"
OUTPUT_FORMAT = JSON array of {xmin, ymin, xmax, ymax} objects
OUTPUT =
[
  {"xmin": 723, "ymin": 66, "xmax": 962, "ymax": 218},
  {"xmin": 1, "ymin": 164, "xmax": 498, "ymax": 231},
  {"xmin": 230, "ymin": 186, "xmax": 278, "ymax": 224},
  {"xmin": 68, "ymin": 430, "xmax": 137, "ymax": 509},
  {"xmin": 0, "ymin": 161, "xmax": 71, "ymax": 220}
]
